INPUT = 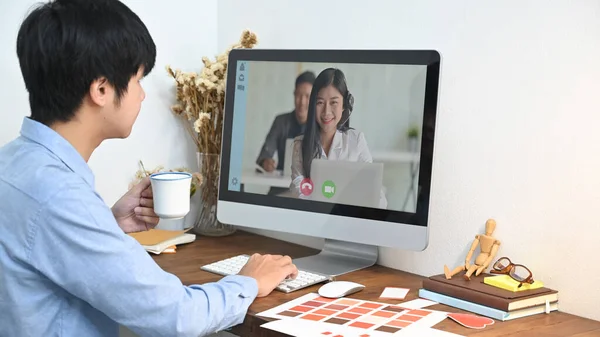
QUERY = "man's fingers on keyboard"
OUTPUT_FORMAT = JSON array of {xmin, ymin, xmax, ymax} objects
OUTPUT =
[
  {"xmin": 278, "ymin": 255, "xmax": 293, "ymax": 265},
  {"xmin": 284, "ymin": 263, "xmax": 299, "ymax": 280}
]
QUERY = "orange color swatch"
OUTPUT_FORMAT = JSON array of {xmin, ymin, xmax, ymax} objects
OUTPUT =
[
  {"xmin": 301, "ymin": 314, "xmax": 326, "ymax": 321},
  {"xmin": 289, "ymin": 305, "xmax": 312, "ymax": 313},
  {"xmin": 359, "ymin": 302, "xmax": 383, "ymax": 309},
  {"xmin": 337, "ymin": 299, "xmax": 360, "ymax": 306},
  {"xmin": 348, "ymin": 307, "xmax": 372, "ymax": 314},
  {"xmin": 388, "ymin": 320, "xmax": 411, "ymax": 328},
  {"xmin": 408, "ymin": 309, "xmax": 431, "ymax": 317},
  {"xmin": 337, "ymin": 312, "xmax": 361, "ymax": 320},
  {"xmin": 397, "ymin": 314, "xmax": 421, "ymax": 322},
  {"xmin": 313, "ymin": 309, "xmax": 337, "ymax": 316},
  {"xmin": 372, "ymin": 310, "xmax": 396, "ymax": 318},
  {"xmin": 315, "ymin": 296, "xmax": 336, "ymax": 302},
  {"xmin": 349, "ymin": 321, "xmax": 374, "ymax": 329}
]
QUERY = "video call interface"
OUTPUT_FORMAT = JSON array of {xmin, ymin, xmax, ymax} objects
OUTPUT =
[{"xmin": 228, "ymin": 60, "xmax": 427, "ymax": 213}]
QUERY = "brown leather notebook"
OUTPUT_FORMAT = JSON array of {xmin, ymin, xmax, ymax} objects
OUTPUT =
[{"xmin": 422, "ymin": 274, "xmax": 558, "ymax": 311}]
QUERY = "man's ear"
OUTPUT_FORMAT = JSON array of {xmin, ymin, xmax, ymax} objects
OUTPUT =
[{"xmin": 89, "ymin": 77, "xmax": 111, "ymax": 107}]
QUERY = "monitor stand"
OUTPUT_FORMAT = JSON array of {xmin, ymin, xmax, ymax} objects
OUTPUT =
[{"xmin": 292, "ymin": 239, "xmax": 378, "ymax": 277}]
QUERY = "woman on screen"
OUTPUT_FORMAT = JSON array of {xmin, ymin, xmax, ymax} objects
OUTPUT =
[{"xmin": 289, "ymin": 68, "xmax": 387, "ymax": 208}]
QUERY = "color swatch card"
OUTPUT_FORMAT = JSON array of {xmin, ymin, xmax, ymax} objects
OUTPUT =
[
  {"xmin": 257, "ymin": 293, "xmax": 451, "ymax": 336},
  {"xmin": 261, "ymin": 316, "xmax": 465, "ymax": 337}
]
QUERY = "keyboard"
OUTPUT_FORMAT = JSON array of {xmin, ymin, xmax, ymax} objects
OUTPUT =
[{"xmin": 200, "ymin": 254, "xmax": 330, "ymax": 293}]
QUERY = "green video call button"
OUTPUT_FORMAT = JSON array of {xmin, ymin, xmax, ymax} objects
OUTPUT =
[{"xmin": 322, "ymin": 180, "xmax": 336, "ymax": 198}]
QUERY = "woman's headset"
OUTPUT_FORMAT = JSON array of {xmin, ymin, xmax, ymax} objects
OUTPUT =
[{"xmin": 338, "ymin": 70, "xmax": 354, "ymax": 128}]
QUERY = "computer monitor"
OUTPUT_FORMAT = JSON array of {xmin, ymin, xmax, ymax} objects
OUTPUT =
[{"xmin": 218, "ymin": 49, "xmax": 440, "ymax": 277}]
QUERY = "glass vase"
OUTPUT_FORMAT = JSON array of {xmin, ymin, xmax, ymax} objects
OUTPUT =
[{"xmin": 192, "ymin": 152, "xmax": 236, "ymax": 236}]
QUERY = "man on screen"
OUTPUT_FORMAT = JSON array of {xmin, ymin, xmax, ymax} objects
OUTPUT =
[{"xmin": 256, "ymin": 71, "xmax": 315, "ymax": 175}]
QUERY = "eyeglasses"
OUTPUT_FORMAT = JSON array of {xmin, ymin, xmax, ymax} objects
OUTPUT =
[{"xmin": 490, "ymin": 257, "xmax": 534, "ymax": 288}]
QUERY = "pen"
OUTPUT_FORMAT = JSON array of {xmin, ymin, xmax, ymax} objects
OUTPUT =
[
  {"xmin": 139, "ymin": 160, "xmax": 149, "ymax": 177},
  {"xmin": 255, "ymin": 163, "xmax": 267, "ymax": 173}
]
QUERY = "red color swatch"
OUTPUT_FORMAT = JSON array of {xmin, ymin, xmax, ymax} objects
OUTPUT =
[{"xmin": 289, "ymin": 305, "xmax": 312, "ymax": 313}]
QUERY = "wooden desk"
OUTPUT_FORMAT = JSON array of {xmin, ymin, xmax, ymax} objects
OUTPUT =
[{"xmin": 152, "ymin": 231, "xmax": 600, "ymax": 336}]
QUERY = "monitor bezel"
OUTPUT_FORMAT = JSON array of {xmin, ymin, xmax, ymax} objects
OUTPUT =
[{"xmin": 218, "ymin": 49, "xmax": 440, "ymax": 228}]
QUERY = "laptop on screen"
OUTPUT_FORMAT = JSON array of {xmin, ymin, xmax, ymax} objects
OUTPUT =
[{"xmin": 309, "ymin": 159, "xmax": 384, "ymax": 209}]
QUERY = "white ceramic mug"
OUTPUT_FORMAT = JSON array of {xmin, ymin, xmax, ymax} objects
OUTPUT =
[{"xmin": 150, "ymin": 172, "xmax": 192, "ymax": 219}]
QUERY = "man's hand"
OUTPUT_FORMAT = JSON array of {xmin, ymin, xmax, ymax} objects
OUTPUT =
[
  {"xmin": 112, "ymin": 177, "xmax": 160, "ymax": 233},
  {"xmin": 475, "ymin": 265, "xmax": 486, "ymax": 276},
  {"xmin": 261, "ymin": 159, "xmax": 276, "ymax": 172},
  {"xmin": 238, "ymin": 253, "xmax": 298, "ymax": 297}
]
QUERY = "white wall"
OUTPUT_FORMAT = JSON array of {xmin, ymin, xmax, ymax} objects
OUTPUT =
[
  {"xmin": 0, "ymin": 0, "xmax": 218, "ymax": 229},
  {"xmin": 219, "ymin": 0, "xmax": 600, "ymax": 321}
]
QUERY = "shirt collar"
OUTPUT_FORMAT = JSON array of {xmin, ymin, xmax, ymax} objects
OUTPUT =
[
  {"xmin": 331, "ymin": 130, "xmax": 343, "ymax": 150},
  {"xmin": 320, "ymin": 130, "xmax": 343, "ymax": 158},
  {"xmin": 20, "ymin": 117, "xmax": 95, "ymax": 188}
]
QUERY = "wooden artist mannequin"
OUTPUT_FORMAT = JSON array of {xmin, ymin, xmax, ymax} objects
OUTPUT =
[{"xmin": 444, "ymin": 219, "xmax": 501, "ymax": 280}]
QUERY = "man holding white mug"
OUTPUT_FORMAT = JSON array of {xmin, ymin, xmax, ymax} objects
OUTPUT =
[
  {"xmin": 149, "ymin": 171, "xmax": 195, "ymax": 220},
  {"xmin": 0, "ymin": 1, "xmax": 298, "ymax": 337}
]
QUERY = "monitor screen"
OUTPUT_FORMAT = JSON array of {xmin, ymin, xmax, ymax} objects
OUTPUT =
[{"xmin": 219, "ymin": 50, "xmax": 439, "ymax": 229}]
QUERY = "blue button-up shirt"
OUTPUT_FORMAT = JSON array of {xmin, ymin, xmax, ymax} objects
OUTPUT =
[{"xmin": 0, "ymin": 118, "xmax": 258, "ymax": 337}]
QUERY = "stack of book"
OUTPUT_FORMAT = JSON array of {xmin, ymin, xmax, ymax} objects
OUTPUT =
[{"xmin": 418, "ymin": 273, "xmax": 558, "ymax": 321}]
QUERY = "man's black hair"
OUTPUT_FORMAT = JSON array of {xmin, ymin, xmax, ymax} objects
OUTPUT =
[
  {"xmin": 295, "ymin": 71, "xmax": 316, "ymax": 88},
  {"xmin": 16, "ymin": 0, "xmax": 156, "ymax": 126}
]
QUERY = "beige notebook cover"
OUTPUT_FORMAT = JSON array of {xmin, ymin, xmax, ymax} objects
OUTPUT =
[
  {"xmin": 128, "ymin": 228, "xmax": 191, "ymax": 246},
  {"xmin": 129, "ymin": 228, "xmax": 195, "ymax": 254}
]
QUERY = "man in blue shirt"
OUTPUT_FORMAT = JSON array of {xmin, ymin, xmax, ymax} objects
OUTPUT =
[{"xmin": 0, "ymin": 1, "xmax": 298, "ymax": 336}]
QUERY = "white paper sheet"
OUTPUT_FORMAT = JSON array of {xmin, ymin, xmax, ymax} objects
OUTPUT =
[
  {"xmin": 260, "ymin": 318, "xmax": 465, "ymax": 337},
  {"xmin": 379, "ymin": 287, "xmax": 410, "ymax": 300},
  {"xmin": 261, "ymin": 318, "xmax": 391, "ymax": 337},
  {"xmin": 396, "ymin": 298, "xmax": 438, "ymax": 310}
]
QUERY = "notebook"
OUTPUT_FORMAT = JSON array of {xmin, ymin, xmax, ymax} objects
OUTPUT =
[{"xmin": 128, "ymin": 228, "xmax": 196, "ymax": 254}]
